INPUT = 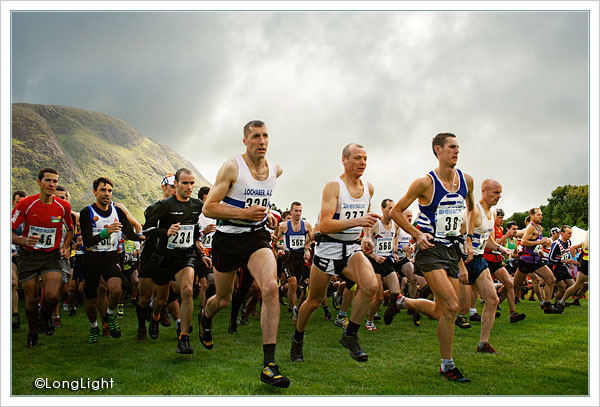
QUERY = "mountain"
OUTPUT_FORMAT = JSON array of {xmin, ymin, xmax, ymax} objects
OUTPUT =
[{"xmin": 11, "ymin": 103, "xmax": 211, "ymax": 221}]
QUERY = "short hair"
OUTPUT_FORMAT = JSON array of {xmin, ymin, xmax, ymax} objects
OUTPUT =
[
  {"xmin": 431, "ymin": 133, "xmax": 456, "ymax": 157},
  {"xmin": 529, "ymin": 208, "xmax": 540, "ymax": 215},
  {"xmin": 56, "ymin": 185, "xmax": 66, "ymax": 192},
  {"xmin": 506, "ymin": 221, "xmax": 518, "ymax": 229},
  {"xmin": 281, "ymin": 210, "xmax": 291, "ymax": 219},
  {"xmin": 198, "ymin": 186, "xmax": 211, "ymax": 200},
  {"xmin": 290, "ymin": 201, "xmax": 302, "ymax": 209},
  {"xmin": 560, "ymin": 225, "xmax": 572, "ymax": 233},
  {"xmin": 175, "ymin": 168, "xmax": 193, "ymax": 181},
  {"xmin": 243, "ymin": 120, "xmax": 266, "ymax": 138},
  {"xmin": 381, "ymin": 198, "xmax": 393, "ymax": 209},
  {"xmin": 342, "ymin": 143, "xmax": 364, "ymax": 158},
  {"xmin": 37, "ymin": 167, "xmax": 58, "ymax": 181},
  {"xmin": 12, "ymin": 190, "xmax": 26, "ymax": 201},
  {"xmin": 93, "ymin": 177, "xmax": 114, "ymax": 191},
  {"xmin": 496, "ymin": 208, "xmax": 505, "ymax": 217}
]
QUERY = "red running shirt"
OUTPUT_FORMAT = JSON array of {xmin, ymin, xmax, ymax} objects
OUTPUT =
[
  {"xmin": 11, "ymin": 194, "xmax": 73, "ymax": 252},
  {"xmin": 483, "ymin": 225, "xmax": 504, "ymax": 263}
]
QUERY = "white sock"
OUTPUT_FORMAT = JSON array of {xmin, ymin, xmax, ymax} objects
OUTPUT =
[
  {"xmin": 470, "ymin": 308, "xmax": 477, "ymax": 316},
  {"xmin": 441, "ymin": 358, "xmax": 455, "ymax": 372},
  {"xmin": 106, "ymin": 308, "xmax": 114, "ymax": 315},
  {"xmin": 90, "ymin": 321, "xmax": 98, "ymax": 328}
]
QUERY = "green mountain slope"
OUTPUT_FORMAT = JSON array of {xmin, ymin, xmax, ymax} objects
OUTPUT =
[{"xmin": 11, "ymin": 103, "xmax": 210, "ymax": 221}]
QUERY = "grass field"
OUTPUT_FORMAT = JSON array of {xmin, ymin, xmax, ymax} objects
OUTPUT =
[{"xmin": 10, "ymin": 297, "xmax": 588, "ymax": 396}]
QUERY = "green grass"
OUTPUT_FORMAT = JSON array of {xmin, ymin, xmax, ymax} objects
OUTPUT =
[{"xmin": 11, "ymin": 298, "xmax": 588, "ymax": 396}]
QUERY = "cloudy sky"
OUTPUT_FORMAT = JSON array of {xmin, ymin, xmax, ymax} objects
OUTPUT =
[{"xmin": 9, "ymin": 7, "xmax": 591, "ymax": 224}]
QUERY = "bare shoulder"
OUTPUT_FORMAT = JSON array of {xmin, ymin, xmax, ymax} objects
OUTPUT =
[
  {"xmin": 217, "ymin": 157, "xmax": 239, "ymax": 183},
  {"xmin": 462, "ymin": 172, "xmax": 474, "ymax": 189},
  {"xmin": 323, "ymin": 180, "xmax": 340, "ymax": 197},
  {"xmin": 275, "ymin": 164, "xmax": 283, "ymax": 178},
  {"xmin": 367, "ymin": 182, "xmax": 375, "ymax": 197}
]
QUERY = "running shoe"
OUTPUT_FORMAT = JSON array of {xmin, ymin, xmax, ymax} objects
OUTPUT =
[
  {"xmin": 87, "ymin": 326, "xmax": 100, "ymax": 344},
  {"xmin": 53, "ymin": 316, "xmax": 62, "ymax": 329},
  {"xmin": 105, "ymin": 313, "xmax": 121, "ymax": 338},
  {"xmin": 365, "ymin": 321, "xmax": 378, "ymax": 331},
  {"xmin": 469, "ymin": 313, "xmax": 481, "ymax": 322},
  {"xmin": 62, "ymin": 303, "xmax": 69, "ymax": 311},
  {"xmin": 198, "ymin": 311, "xmax": 214, "ymax": 350},
  {"xmin": 440, "ymin": 367, "xmax": 471, "ymax": 383},
  {"xmin": 116, "ymin": 303, "xmax": 124, "ymax": 318},
  {"xmin": 412, "ymin": 312, "xmax": 422, "ymax": 327},
  {"xmin": 292, "ymin": 306, "xmax": 299, "ymax": 324},
  {"xmin": 26, "ymin": 333, "xmax": 39, "ymax": 348},
  {"xmin": 260, "ymin": 363, "xmax": 290, "ymax": 388},
  {"xmin": 455, "ymin": 316, "xmax": 472, "ymax": 329},
  {"xmin": 238, "ymin": 315, "xmax": 251, "ymax": 326},
  {"xmin": 572, "ymin": 298, "xmax": 581, "ymax": 306},
  {"xmin": 339, "ymin": 332, "xmax": 368, "ymax": 362},
  {"xmin": 290, "ymin": 338, "xmax": 304, "ymax": 362},
  {"xmin": 136, "ymin": 327, "xmax": 147, "ymax": 342},
  {"xmin": 160, "ymin": 308, "xmax": 171, "ymax": 327},
  {"xmin": 495, "ymin": 311, "xmax": 501, "ymax": 318},
  {"xmin": 383, "ymin": 299, "xmax": 399, "ymax": 325},
  {"xmin": 69, "ymin": 307, "xmax": 77, "ymax": 317},
  {"xmin": 332, "ymin": 293, "xmax": 342, "ymax": 311},
  {"xmin": 324, "ymin": 310, "xmax": 332, "ymax": 320},
  {"xmin": 149, "ymin": 319, "xmax": 160, "ymax": 340},
  {"xmin": 477, "ymin": 342, "xmax": 499, "ymax": 353},
  {"xmin": 12, "ymin": 313, "xmax": 20, "ymax": 330},
  {"xmin": 175, "ymin": 321, "xmax": 194, "ymax": 338},
  {"xmin": 543, "ymin": 303, "xmax": 562, "ymax": 314},
  {"xmin": 40, "ymin": 311, "xmax": 55, "ymax": 336},
  {"xmin": 334, "ymin": 315, "xmax": 349, "ymax": 329},
  {"xmin": 509, "ymin": 312, "xmax": 526, "ymax": 323},
  {"xmin": 373, "ymin": 313, "xmax": 381, "ymax": 321},
  {"xmin": 176, "ymin": 334, "xmax": 194, "ymax": 354}
]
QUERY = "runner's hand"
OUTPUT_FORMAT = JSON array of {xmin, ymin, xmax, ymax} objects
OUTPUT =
[
  {"xmin": 60, "ymin": 245, "xmax": 71, "ymax": 259},
  {"xmin": 459, "ymin": 268, "xmax": 469, "ymax": 285},
  {"xmin": 375, "ymin": 255, "xmax": 386, "ymax": 264},
  {"xmin": 106, "ymin": 222, "xmax": 122, "ymax": 234},
  {"xmin": 167, "ymin": 222, "xmax": 180, "ymax": 237},
  {"xmin": 355, "ymin": 213, "xmax": 380, "ymax": 228},
  {"xmin": 203, "ymin": 224, "xmax": 217, "ymax": 234},
  {"xmin": 415, "ymin": 233, "xmax": 434, "ymax": 250},
  {"xmin": 244, "ymin": 205, "xmax": 268, "ymax": 222},
  {"xmin": 464, "ymin": 240, "xmax": 474, "ymax": 264},
  {"xmin": 266, "ymin": 212, "xmax": 279, "ymax": 229},
  {"xmin": 362, "ymin": 236, "xmax": 375, "ymax": 255},
  {"xmin": 23, "ymin": 235, "xmax": 40, "ymax": 247},
  {"xmin": 201, "ymin": 256, "xmax": 212, "ymax": 269}
]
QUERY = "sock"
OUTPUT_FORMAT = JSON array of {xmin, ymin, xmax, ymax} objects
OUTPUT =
[
  {"xmin": 478, "ymin": 342, "xmax": 487, "ymax": 348},
  {"xmin": 470, "ymin": 308, "xmax": 477, "ymax": 316},
  {"xmin": 263, "ymin": 343, "xmax": 276, "ymax": 366},
  {"xmin": 293, "ymin": 329, "xmax": 304, "ymax": 343},
  {"xmin": 179, "ymin": 332, "xmax": 188, "ymax": 339},
  {"xmin": 13, "ymin": 312, "xmax": 19, "ymax": 317},
  {"xmin": 106, "ymin": 308, "xmax": 114, "ymax": 315},
  {"xmin": 338, "ymin": 311, "xmax": 347, "ymax": 318},
  {"xmin": 323, "ymin": 306, "xmax": 329, "ymax": 313},
  {"xmin": 136, "ymin": 304, "xmax": 148, "ymax": 329},
  {"xmin": 345, "ymin": 320, "xmax": 359, "ymax": 336},
  {"xmin": 152, "ymin": 312, "xmax": 160, "ymax": 321},
  {"xmin": 396, "ymin": 295, "xmax": 406, "ymax": 309},
  {"xmin": 441, "ymin": 358, "xmax": 455, "ymax": 372},
  {"xmin": 201, "ymin": 312, "xmax": 212, "ymax": 329},
  {"xmin": 26, "ymin": 310, "xmax": 39, "ymax": 334},
  {"xmin": 90, "ymin": 320, "xmax": 98, "ymax": 328},
  {"xmin": 389, "ymin": 293, "xmax": 399, "ymax": 309}
]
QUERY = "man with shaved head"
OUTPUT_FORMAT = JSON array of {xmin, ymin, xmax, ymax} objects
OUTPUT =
[
  {"xmin": 480, "ymin": 181, "xmax": 526, "ymax": 324},
  {"xmin": 459, "ymin": 179, "xmax": 513, "ymax": 353}
]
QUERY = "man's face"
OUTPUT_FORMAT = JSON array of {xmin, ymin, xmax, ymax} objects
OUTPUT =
[
  {"xmin": 342, "ymin": 145, "xmax": 367, "ymax": 177},
  {"xmin": 291, "ymin": 205, "xmax": 302, "ymax": 221},
  {"xmin": 495, "ymin": 215, "xmax": 504, "ymax": 227},
  {"xmin": 161, "ymin": 183, "xmax": 176, "ymax": 198},
  {"xmin": 483, "ymin": 183, "xmax": 502, "ymax": 207},
  {"xmin": 509, "ymin": 225, "xmax": 519, "ymax": 236},
  {"xmin": 244, "ymin": 125, "xmax": 268, "ymax": 159},
  {"xmin": 533, "ymin": 209, "xmax": 543, "ymax": 224},
  {"xmin": 94, "ymin": 182, "xmax": 113, "ymax": 207},
  {"xmin": 12, "ymin": 195, "xmax": 25, "ymax": 208},
  {"xmin": 175, "ymin": 173, "xmax": 195, "ymax": 199},
  {"xmin": 436, "ymin": 137, "xmax": 459, "ymax": 167},
  {"xmin": 37, "ymin": 172, "xmax": 59, "ymax": 196},
  {"xmin": 382, "ymin": 201, "xmax": 394, "ymax": 218},
  {"xmin": 404, "ymin": 211, "xmax": 413, "ymax": 224},
  {"xmin": 54, "ymin": 190, "xmax": 68, "ymax": 201},
  {"xmin": 560, "ymin": 229, "xmax": 572, "ymax": 241}
]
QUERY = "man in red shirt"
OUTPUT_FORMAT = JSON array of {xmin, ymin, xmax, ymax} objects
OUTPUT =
[{"xmin": 11, "ymin": 168, "xmax": 73, "ymax": 348}]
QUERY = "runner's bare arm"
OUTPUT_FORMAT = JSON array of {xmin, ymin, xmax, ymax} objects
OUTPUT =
[
  {"xmin": 390, "ymin": 176, "xmax": 433, "ymax": 249},
  {"xmin": 319, "ymin": 181, "xmax": 379, "ymax": 235}
]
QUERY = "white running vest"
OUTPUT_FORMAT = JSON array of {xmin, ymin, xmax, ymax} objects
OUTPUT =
[
  {"xmin": 198, "ymin": 212, "xmax": 216, "ymax": 249},
  {"xmin": 327, "ymin": 177, "xmax": 370, "ymax": 242},
  {"xmin": 218, "ymin": 154, "xmax": 277, "ymax": 234},
  {"xmin": 374, "ymin": 218, "xmax": 395, "ymax": 257},
  {"xmin": 88, "ymin": 203, "xmax": 120, "ymax": 252},
  {"xmin": 472, "ymin": 202, "xmax": 494, "ymax": 256}
]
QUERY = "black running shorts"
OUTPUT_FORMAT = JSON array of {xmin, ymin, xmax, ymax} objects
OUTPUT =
[
  {"xmin": 414, "ymin": 243, "xmax": 460, "ymax": 279},
  {"xmin": 369, "ymin": 256, "xmax": 396, "ymax": 277},
  {"xmin": 282, "ymin": 251, "xmax": 305, "ymax": 279},
  {"xmin": 487, "ymin": 260, "xmax": 505, "ymax": 275},
  {"xmin": 212, "ymin": 228, "xmax": 272, "ymax": 272},
  {"xmin": 578, "ymin": 259, "xmax": 588, "ymax": 276},
  {"xmin": 82, "ymin": 251, "xmax": 122, "ymax": 299},
  {"xmin": 151, "ymin": 251, "xmax": 196, "ymax": 286},
  {"xmin": 517, "ymin": 259, "xmax": 546, "ymax": 274},
  {"xmin": 550, "ymin": 264, "xmax": 572, "ymax": 282}
]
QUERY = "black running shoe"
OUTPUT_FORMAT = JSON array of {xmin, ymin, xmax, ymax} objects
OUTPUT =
[
  {"xmin": 12, "ymin": 313, "xmax": 20, "ymax": 330},
  {"xmin": 176, "ymin": 334, "xmax": 194, "ymax": 354},
  {"xmin": 412, "ymin": 312, "xmax": 422, "ymax": 327},
  {"xmin": 105, "ymin": 313, "xmax": 121, "ymax": 338},
  {"xmin": 136, "ymin": 327, "xmax": 147, "ymax": 342},
  {"xmin": 69, "ymin": 307, "xmax": 77, "ymax": 316},
  {"xmin": 440, "ymin": 367, "xmax": 471, "ymax": 383},
  {"xmin": 26, "ymin": 333, "xmax": 39, "ymax": 348},
  {"xmin": 339, "ymin": 332, "xmax": 368, "ymax": 362},
  {"xmin": 469, "ymin": 313, "xmax": 481, "ymax": 322},
  {"xmin": 510, "ymin": 312, "xmax": 526, "ymax": 323},
  {"xmin": 572, "ymin": 299, "xmax": 581, "ymax": 306},
  {"xmin": 261, "ymin": 363, "xmax": 290, "ymax": 388},
  {"xmin": 373, "ymin": 313, "xmax": 381, "ymax": 321},
  {"xmin": 149, "ymin": 319, "xmax": 160, "ymax": 340},
  {"xmin": 160, "ymin": 308, "xmax": 171, "ymax": 327},
  {"xmin": 176, "ymin": 321, "xmax": 194, "ymax": 338},
  {"xmin": 198, "ymin": 311, "xmax": 214, "ymax": 350},
  {"xmin": 455, "ymin": 316, "xmax": 472, "ymax": 329},
  {"xmin": 87, "ymin": 326, "xmax": 100, "ymax": 344},
  {"xmin": 290, "ymin": 338, "xmax": 304, "ymax": 362},
  {"xmin": 543, "ymin": 304, "xmax": 562, "ymax": 314},
  {"xmin": 383, "ymin": 302, "xmax": 398, "ymax": 326}
]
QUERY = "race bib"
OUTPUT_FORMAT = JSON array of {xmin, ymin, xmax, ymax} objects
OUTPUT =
[
  {"xmin": 340, "ymin": 205, "xmax": 366, "ymax": 235},
  {"xmin": 200, "ymin": 233, "xmax": 213, "ymax": 249},
  {"xmin": 29, "ymin": 226, "xmax": 57, "ymax": 249},
  {"xmin": 376, "ymin": 237, "xmax": 394, "ymax": 257},
  {"xmin": 560, "ymin": 252, "xmax": 570, "ymax": 263},
  {"xmin": 167, "ymin": 224, "xmax": 195, "ymax": 249},
  {"xmin": 244, "ymin": 195, "xmax": 270, "ymax": 208},
  {"xmin": 533, "ymin": 244, "xmax": 542, "ymax": 254},
  {"xmin": 91, "ymin": 227, "xmax": 119, "ymax": 252},
  {"xmin": 288, "ymin": 235, "xmax": 306, "ymax": 251},
  {"xmin": 435, "ymin": 206, "xmax": 463, "ymax": 238}
]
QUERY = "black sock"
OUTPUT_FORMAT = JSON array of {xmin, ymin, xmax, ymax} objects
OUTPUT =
[
  {"xmin": 201, "ymin": 312, "xmax": 212, "ymax": 329},
  {"xmin": 263, "ymin": 343, "xmax": 276, "ymax": 366},
  {"xmin": 293, "ymin": 329, "xmax": 304, "ymax": 343},
  {"xmin": 136, "ymin": 304, "xmax": 148, "ymax": 329},
  {"xmin": 345, "ymin": 320, "xmax": 360, "ymax": 336},
  {"xmin": 26, "ymin": 309, "xmax": 38, "ymax": 334}
]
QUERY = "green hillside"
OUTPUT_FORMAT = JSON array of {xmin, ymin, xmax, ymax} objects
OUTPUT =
[{"xmin": 11, "ymin": 103, "xmax": 210, "ymax": 221}]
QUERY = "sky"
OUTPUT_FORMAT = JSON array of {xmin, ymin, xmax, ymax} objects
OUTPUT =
[{"xmin": 8, "ymin": 7, "xmax": 592, "ymax": 225}]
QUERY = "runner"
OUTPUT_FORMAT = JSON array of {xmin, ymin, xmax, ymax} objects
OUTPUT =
[
  {"xmin": 513, "ymin": 208, "xmax": 561, "ymax": 314},
  {"xmin": 143, "ymin": 168, "xmax": 210, "ymax": 354},
  {"xmin": 79, "ymin": 177, "xmax": 143, "ymax": 343},
  {"xmin": 389, "ymin": 132, "xmax": 474, "ymax": 382},
  {"xmin": 11, "ymin": 168, "xmax": 74, "ymax": 348},
  {"xmin": 291, "ymin": 143, "xmax": 379, "ymax": 364},
  {"xmin": 557, "ymin": 231, "xmax": 588, "ymax": 311},
  {"xmin": 11, "ymin": 190, "xmax": 27, "ymax": 330},
  {"xmin": 547, "ymin": 226, "xmax": 577, "ymax": 310},
  {"xmin": 200, "ymin": 120, "xmax": 289, "ymax": 388}
]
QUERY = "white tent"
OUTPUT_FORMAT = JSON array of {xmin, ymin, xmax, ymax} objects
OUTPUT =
[{"xmin": 571, "ymin": 226, "xmax": 587, "ymax": 246}]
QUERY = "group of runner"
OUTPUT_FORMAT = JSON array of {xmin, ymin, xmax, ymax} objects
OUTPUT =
[{"xmin": 11, "ymin": 122, "xmax": 589, "ymax": 388}]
